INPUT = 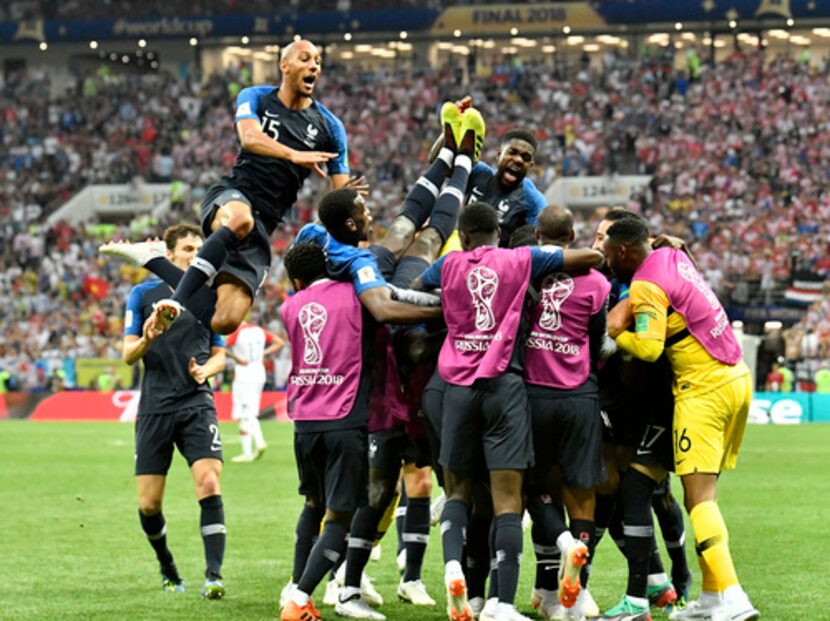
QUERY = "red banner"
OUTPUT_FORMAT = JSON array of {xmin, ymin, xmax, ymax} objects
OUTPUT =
[
  {"xmin": 0, "ymin": 392, "xmax": 50, "ymax": 419},
  {"xmin": 29, "ymin": 391, "xmax": 288, "ymax": 422},
  {"xmin": 82, "ymin": 275, "xmax": 110, "ymax": 300}
]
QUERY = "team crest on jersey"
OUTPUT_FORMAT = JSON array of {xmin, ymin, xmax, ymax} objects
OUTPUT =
[
  {"xmin": 303, "ymin": 123, "xmax": 319, "ymax": 148},
  {"xmin": 298, "ymin": 302, "xmax": 327, "ymax": 365},
  {"xmin": 467, "ymin": 266, "xmax": 499, "ymax": 331},
  {"xmin": 496, "ymin": 199, "xmax": 510, "ymax": 222},
  {"xmin": 539, "ymin": 273, "xmax": 574, "ymax": 332}
]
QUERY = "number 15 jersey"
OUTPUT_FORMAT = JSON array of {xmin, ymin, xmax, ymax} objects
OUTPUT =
[{"xmin": 229, "ymin": 85, "xmax": 350, "ymax": 233}]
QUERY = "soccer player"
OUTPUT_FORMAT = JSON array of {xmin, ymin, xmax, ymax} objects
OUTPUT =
[
  {"xmin": 225, "ymin": 320, "xmax": 284, "ymax": 462},
  {"xmin": 430, "ymin": 99, "xmax": 545, "ymax": 247},
  {"xmin": 326, "ymin": 106, "xmax": 487, "ymax": 620},
  {"xmin": 122, "ymin": 223, "xmax": 228, "ymax": 599},
  {"xmin": 591, "ymin": 209, "xmax": 691, "ymax": 616},
  {"xmin": 278, "ymin": 241, "xmax": 375, "ymax": 621},
  {"xmin": 413, "ymin": 201, "xmax": 603, "ymax": 621},
  {"xmin": 521, "ymin": 205, "xmax": 612, "ymax": 620},
  {"xmin": 294, "ymin": 102, "xmax": 486, "ymax": 321},
  {"xmin": 467, "ymin": 128, "xmax": 545, "ymax": 247},
  {"xmin": 102, "ymin": 39, "xmax": 351, "ymax": 335},
  {"xmin": 602, "ymin": 218, "xmax": 759, "ymax": 621}
]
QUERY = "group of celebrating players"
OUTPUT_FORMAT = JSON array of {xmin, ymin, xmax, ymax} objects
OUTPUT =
[{"xmin": 99, "ymin": 39, "xmax": 760, "ymax": 621}]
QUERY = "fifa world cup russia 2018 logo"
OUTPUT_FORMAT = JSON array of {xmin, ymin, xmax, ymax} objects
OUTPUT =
[
  {"xmin": 298, "ymin": 302, "xmax": 327, "ymax": 365},
  {"xmin": 539, "ymin": 273, "xmax": 574, "ymax": 332},
  {"xmin": 467, "ymin": 266, "xmax": 499, "ymax": 331}
]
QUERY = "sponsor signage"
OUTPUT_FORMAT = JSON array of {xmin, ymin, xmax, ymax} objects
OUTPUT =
[
  {"xmin": 545, "ymin": 175, "xmax": 651, "ymax": 209},
  {"xmin": 750, "ymin": 392, "xmax": 830, "ymax": 424},
  {"xmin": 29, "ymin": 390, "xmax": 288, "ymax": 422},
  {"xmin": 74, "ymin": 358, "xmax": 135, "ymax": 391},
  {"xmin": 47, "ymin": 183, "xmax": 183, "ymax": 225}
]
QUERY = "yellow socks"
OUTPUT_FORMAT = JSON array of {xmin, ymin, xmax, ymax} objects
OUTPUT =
[{"xmin": 689, "ymin": 500, "xmax": 739, "ymax": 592}]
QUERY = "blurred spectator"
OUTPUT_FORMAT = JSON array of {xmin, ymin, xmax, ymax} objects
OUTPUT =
[
  {"xmin": 815, "ymin": 364, "xmax": 830, "ymax": 394},
  {"xmin": 765, "ymin": 362, "xmax": 783, "ymax": 392},
  {"xmin": 779, "ymin": 360, "xmax": 794, "ymax": 393}
]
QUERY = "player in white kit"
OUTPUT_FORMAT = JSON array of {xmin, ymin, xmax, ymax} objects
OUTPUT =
[{"xmin": 226, "ymin": 321, "xmax": 285, "ymax": 462}]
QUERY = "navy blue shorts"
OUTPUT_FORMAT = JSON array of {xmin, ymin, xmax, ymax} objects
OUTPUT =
[
  {"xmin": 135, "ymin": 406, "xmax": 222, "ymax": 476},
  {"xmin": 294, "ymin": 428, "xmax": 369, "ymax": 513},
  {"xmin": 200, "ymin": 183, "xmax": 271, "ymax": 299},
  {"xmin": 527, "ymin": 385, "xmax": 606, "ymax": 490},
  {"xmin": 440, "ymin": 373, "xmax": 533, "ymax": 472}
]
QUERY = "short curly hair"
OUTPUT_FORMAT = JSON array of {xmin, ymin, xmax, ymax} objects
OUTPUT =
[{"xmin": 284, "ymin": 242, "xmax": 327, "ymax": 285}]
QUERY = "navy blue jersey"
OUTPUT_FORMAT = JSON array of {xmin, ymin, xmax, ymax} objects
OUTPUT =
[
  {"xmin": 294, "ymin": 223, "xmax": 386, "ymax": 296},
  {"xmin": 227, "ymin": 85, "xmax": 349, "ymax": 233},
  {"xmin": 467, "ymin": 162, "xmax": 546, "ymax": 247},
  {"xmin": 125, "ymin": 278, "xmax": 225, "ymax": 416}
]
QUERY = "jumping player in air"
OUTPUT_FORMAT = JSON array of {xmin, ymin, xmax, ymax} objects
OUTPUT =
[{"xmin": 101, "ymin": 39, "xmax": 351, "ymax": 335}]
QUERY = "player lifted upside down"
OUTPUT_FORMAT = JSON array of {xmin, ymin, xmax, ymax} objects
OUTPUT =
[
  {"xmin": 122, "ymin": 224, "xmax": 228, "ymax": 600},
  {"xmin": 287, "ymin": 103, "xmax": 487, "ymax": 621},
  {"xmin": 430, "ymin": 96, "xmax": 546, "ymax": 248},
  {"xmin": 101, "ymin": 39, "xmax": 352, "ymax": 334}
]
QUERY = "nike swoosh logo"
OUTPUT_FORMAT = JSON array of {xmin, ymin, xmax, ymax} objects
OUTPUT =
[{"xmin": 263, "ymin": 110, "xmax": 280, "ymax": 118}]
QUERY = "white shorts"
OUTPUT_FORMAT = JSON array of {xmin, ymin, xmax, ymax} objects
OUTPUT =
[{"xmin": 231, "ymin": 381, "xmax": 265, "ymax": 420}]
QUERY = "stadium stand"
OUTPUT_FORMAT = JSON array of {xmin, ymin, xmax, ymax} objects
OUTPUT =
[{"xmin": 2, "ymin": 38, "xmax": 830, "ymax": 389}]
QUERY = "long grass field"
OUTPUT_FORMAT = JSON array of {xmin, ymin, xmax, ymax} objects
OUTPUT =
[{"xmin": 2, "ymin": 421, "xmax": 827, "ymax": 620}]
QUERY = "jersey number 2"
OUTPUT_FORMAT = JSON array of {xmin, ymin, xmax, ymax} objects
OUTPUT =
[{"xmin": 209, "ymin": 423, "xmax": 222, "ymax": 452}]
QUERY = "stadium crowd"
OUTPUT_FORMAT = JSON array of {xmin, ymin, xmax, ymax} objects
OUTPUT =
[
  {"xmin": 0, "ymin": 0, "xmax": 438, "ymax": 22},
  {"xmin": 2, "ymin": 46, "xmax": 829, "ymax": 389}
]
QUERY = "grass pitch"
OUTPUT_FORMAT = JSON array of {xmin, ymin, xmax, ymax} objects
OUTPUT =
[{"xmin": 2, "ymin": 421, "xmax": 827, "ymax": 620}]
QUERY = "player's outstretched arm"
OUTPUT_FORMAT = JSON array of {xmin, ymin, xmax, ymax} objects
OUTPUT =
[
  {"xmin": 337, "ymin": 174, "xmax": 369, "ymax": 194},
  {"xmin": 359, "ymin": 286, "xmax": 442, "ymax": 325},
  {"xmin": 236, "ymin": 118, "xmax": 337, "ymax": 177},
  {"xmin": 561, "ymin": 248, "xmax": 604, "ymax": 271}
]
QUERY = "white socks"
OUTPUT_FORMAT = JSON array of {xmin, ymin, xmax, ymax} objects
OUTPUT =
[{"xmin": 556, "ymin": 530, "xmax": 576, "ymax": 555}]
